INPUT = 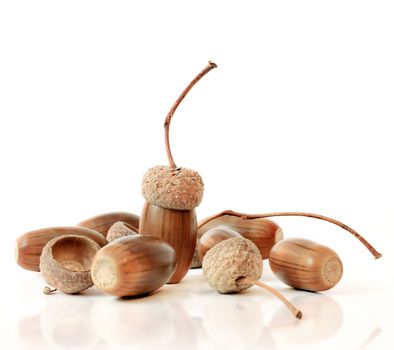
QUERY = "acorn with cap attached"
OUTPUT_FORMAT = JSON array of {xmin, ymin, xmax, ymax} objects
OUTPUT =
[{"xmin": 139, "ymin": 61, "xmax": 217, "ymax": 283}]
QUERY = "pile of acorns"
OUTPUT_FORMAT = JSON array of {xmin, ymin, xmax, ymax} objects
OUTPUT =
[{"xmin": 15, "ymin": 62, "xmax": 382, "ymax": 319}]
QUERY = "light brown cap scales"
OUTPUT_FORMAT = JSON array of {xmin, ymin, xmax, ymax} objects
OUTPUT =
[
  {"xmin": 141, "ymin": 165, "xmax": 204, "ymax": 210},
  {"xmin": 202, "ymin": 237, "xmax": 263, "ymax": 294}
]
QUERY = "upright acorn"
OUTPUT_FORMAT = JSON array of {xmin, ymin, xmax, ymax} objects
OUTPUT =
[{"xmin": 139, "ymin": 61, "xmax": 217, "ymax": 284}]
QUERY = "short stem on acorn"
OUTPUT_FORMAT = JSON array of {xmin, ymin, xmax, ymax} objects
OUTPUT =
[
  {"xmin": 237, "ymin": 277, "xmax": 302, "ymax": 319},
  {"xmin": 43, "ymin": 286, "xmax": 57, "ymax": 295},
  {"xmin": 198, "ymin": 210, "xmax": 382, "ymax": 259},
  {"xmin": 164, "ymin": 61, "xmax": 217, "ymax": 169}
]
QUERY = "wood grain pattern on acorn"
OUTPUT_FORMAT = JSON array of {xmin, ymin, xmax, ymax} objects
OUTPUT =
[
  {"xmin": 16, "ymin": 226, "xmax": 107, "ymax": 272},
  {"xmin": 269, "ymin": 238, "xmax": 343, "ymax": 292},
  {"xmin": 91, "ymin": 235, "xmax": 176, "ymax": 297},
  {"xmin": 198, "ymin": 215, "xmax": 283, "ymax": 260}
]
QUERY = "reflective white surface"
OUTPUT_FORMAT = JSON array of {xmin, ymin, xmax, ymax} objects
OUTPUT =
[{"xmin": 4, "ymin": 258, "xmax": 393, "ymax": 350}]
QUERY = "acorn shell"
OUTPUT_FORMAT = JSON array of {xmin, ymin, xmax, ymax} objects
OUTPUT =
[
  {"xmin": 139, "ymin": 202, "xmax": 197, "ymax": 283},
  {"xmin": 197, "ymin": 226, "xmax": 241, "ymax": 261},
  {"xmin": 269, "ymin": 238, "xmax": 343, "ymax": 292},
  {"xmin": 40, "ymin": 235, "xmax": 100, "ymax": 294},
  {"xmin": 202, "ymin": 237, "xmax": 263, "ymax": 294},
  {"xmin": 91, "ymin": 235, "xmax": 176, "ymax": 297},
  {"xmin": 16, "ymin": 226, "xmax": 107, "ymax": 272},
  {"xmin": 198, "ymin": 215, "xmax": 282, "ymax": 259}
]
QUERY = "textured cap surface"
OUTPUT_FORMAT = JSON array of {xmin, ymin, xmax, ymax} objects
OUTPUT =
[
  {"xmin": 40, "ymin": 235, "xmax": 100, "ymax": 294},
  {"xmin": 107, "ymin": 221, "xmax": 138, "ymax": 242},
  {"xmin": 202, "ymin": 237, "xmax": 263, "ymax": 293},
  {"xmin": 141, "ymin": 165, "xmax": 204, "ymax": 210}
]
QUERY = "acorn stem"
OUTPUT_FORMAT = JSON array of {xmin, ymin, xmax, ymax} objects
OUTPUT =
[
  {"xmin": 240, "ymin": 277, "xmax": 302, "ymax": 319},
  {"xmin": 43, "ymin": 286, "xmax": 57, "ymax": 295},
  {"xmin": 198, "ymin": 210, "xmax": 382, "ymax": 259},
  {"xmin": 164, "ymin": 61, "xmax": 217, "ymax": 169}
]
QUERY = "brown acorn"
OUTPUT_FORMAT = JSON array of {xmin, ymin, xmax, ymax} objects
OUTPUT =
[
  {"xmin": 197, "ymin": 226, "xmax": 241, "ymax": 261},
  {"xmin": 16, "ymin": 226, "xmax": 107, "ymax": 272},
  {"xmin": 139, "ymin": 61, "xmax": 217, "ymax": 284},
  {"xmin": 91, "ymin": 235, "xmax": 176, "ymax": 297},
  {"xmin": 78, "ymin": 212, "xmax": 140, "ymax": 238},
  {"xmin": 198, "ymin": 215, "xmax": 283, "ymax": 260},
  {"xmin": 40, "ymin": 235, "xmax": 100, "ymax": 294},
  {"xmin": 269, "ymin": 238, "xmax": 343, "ymax": 292},
  {"xmin": 198, "ymin": 210, "xmax": 382, "ymax": 259}
]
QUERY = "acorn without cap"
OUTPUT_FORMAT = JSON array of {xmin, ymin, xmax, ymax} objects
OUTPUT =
[
  {"xmin": 198, "ymin": 214, "xmax": 283, "ymax": 260},
  {"xmin": 139, "ymin": 61, "xmax": 217, "ymax": 284},
  {"xmin": 269, "ymin": 238, "xmax": 344, "ymax": 292},
  {"xmin": 91, "ymin": 234, "xmax": 176, "ymax": 297}
]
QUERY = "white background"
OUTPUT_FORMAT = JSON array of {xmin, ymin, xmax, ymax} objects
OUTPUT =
[{"xmin": 1, "ymin": 1, "xmax": 393, "ymax": 349}]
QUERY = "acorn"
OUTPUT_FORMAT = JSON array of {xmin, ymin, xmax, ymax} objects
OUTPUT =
[
  {"xmin": 16, "ymin": 226, "xmax": 107, "ymax": 272},
  {"xmin": 198, "ymin": 214, "xmax": 283, "ymax": 260},
  {"xmin": 139, "ymin": 61, "xmax": 217, "ymax": 284},
  {"xmin": 40, "ymin": 235, "xmax": 100, "ymax": 294},
  {"xmin": 269, "ymin": 238, "xmax": 344, "ymax": 292},
  {"xmin": 78, "ymin": 212, "xmax": 140, "ymax": 238},
  {"xmin": 197, "ymin": 226, "xmax": 241, "ymax": 261},
  {"xmin": 91, "ymin": 234, "xmax": 176, "ymax": 297},
  {"xmin": 106, "ymin": 221, "xmax": 138, "ymax": 242},
  {"xmin": 203, "ymin": 237, "xmax": 302, "ymax": 319}
]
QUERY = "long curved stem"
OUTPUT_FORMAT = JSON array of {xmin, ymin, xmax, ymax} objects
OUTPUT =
[
  {"xmin": 238, "ymin": 277, "xmax": 302, "ymax": 319},
  {"xmin": 164, "ymin": 61, "xmax": 217, "ymax": 169},
  {"xmin": 198, "ymin": 210, "xmax": 382, "ymax": 259}
]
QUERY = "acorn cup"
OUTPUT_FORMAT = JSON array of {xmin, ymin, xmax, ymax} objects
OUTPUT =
[
  {"xmin": 78, "ymin": 212, "xmax": 140, "ymax": 238},
  {"xmin": 40, "ymin": 235, "xmax": 101, "ymax": 294},
  {"xmin": 139, "ymin": 61, "xmax": 217, "ymax": 284}
]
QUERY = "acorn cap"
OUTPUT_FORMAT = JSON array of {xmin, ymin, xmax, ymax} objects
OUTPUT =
[
  {"xmin": 202, "ymin": 237, "xmax": 263, "ymax": 294},
  {"xmin": 141, "ymin": 165, "xmax": 204, "ymax": 210},
  {"xmin": 40, "ymin": 235, "xmax": 100, "ymax": 294}
]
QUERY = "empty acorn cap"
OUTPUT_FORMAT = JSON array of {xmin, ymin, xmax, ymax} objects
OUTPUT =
[
  {"xmin": 141, "ymin": 165, "xmax": 204, "ymax": 210},
  {"xmin": 202, "ymin": 237, "xmax": 263, "ymax": 294},
  {"xmin": 40, "ymin": 235, "xmax": 100, "ymax": 294},
  {"xmin": 107, "ymin": 221, "xmax": 138, "ymax": 242}
]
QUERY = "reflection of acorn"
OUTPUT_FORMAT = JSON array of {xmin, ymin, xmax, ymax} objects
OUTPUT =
[
  {"xmin": 91, "ymin": 300, "xmax": 175, "ymax": 347},
  {"xmin": 91, "ymin": 235, "xmax": 176, "ymax": 297},
  {"xmin": 40, "ymin": 235, "xmax": 100, "ymax": 294},
  {"xmin": 270, "ymin": 294, "xmax": 343, "ymax": 346},
  {"xmin": 40, "ymin": 297, "xmax": 99, "ymax": 350},
  {"xmin": 202, "ymin": 295, "xmax": 263, "ymax": 349}
]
